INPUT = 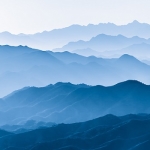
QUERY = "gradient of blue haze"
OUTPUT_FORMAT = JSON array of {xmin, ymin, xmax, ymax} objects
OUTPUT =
[
  {"xmin": 1, "ymin": 45, "xmax": 150, "ymax": 97},
  {"xmin": 0, "ymin": 0, "xmax": 150, "ymax": 34}
]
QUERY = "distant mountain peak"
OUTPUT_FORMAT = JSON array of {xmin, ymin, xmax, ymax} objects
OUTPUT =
[
  {"xmin": 54, "ymin": 82, "xmax": 73, "ymax": 87},
  {"xmin": 0, "ymin": 31, "xmax": 12, "ymax": 35},
  {"xmin": 132, "ymin": 20, "xmax": 140, "ymax": 24},
  {"xmin": 116, "ymin": 54, "xmax": 143, "ymax": 65},
  {"xmin": 93, "ymin": 34, "xmax": 127, "ymax": 40},
  {"xmin": 114, "ymin": 80, "xmax": 146, "ymax": 88},
  {"xmin": 119, "ymin": 54, "xmax": 138, "ymax": 60}
]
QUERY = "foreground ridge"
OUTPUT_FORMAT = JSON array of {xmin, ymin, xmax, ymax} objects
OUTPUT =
[{"xmin": 0, "ymin": 114, "xmax": 150, "ymax": 150}]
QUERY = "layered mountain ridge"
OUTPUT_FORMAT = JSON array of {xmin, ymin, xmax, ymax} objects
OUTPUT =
[
  {"xmin": 1, "ymin": 45, "xmax": 150, "ymax": 97},
  {"xmin": 0, "ymin": 20, "xmax": 150, "ymax": 150},
  {"xmin": 1, "ymin": 20, "xmax": 150, "ymax": 50},
  {"xmin": 0, "ymin": 80, "xmax": 150, "ymax": 125},
  {"xmin": 0, "ymin": 114, "xmax": 150, "ymax": 150}
]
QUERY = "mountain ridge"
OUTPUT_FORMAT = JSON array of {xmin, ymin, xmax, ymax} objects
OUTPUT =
[
  {"xmin": 0, "ymin": 114, "xmax": 150, "ymax": 149},
  {"xmin": 99, "ymin": 42, "xmax": 150, "ymax": 59},
  {"xmin": 1, "ymin": 20, "xmax": 150, "ymax": 50},
  {"xmin": 0, "ymin": 80, "xmax": 150, "ymax": 125},
  {"xmin": 55, "ymin": 34, "xmax": 150, "ymax": 52},
  {"xmin": 1, "ymin": 45, "xmax": 150, "ymax": 97}
]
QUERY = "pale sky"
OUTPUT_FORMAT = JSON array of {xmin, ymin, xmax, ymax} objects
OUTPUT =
[{"xmin": 0, "ymin": 0, "xmax": 150, "ymax": 34}]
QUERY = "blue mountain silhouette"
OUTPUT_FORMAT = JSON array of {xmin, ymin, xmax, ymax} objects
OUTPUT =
[
  {"xmin": 0, "ymin": 45, "xmax": 150, "ymax": 97},
  {"xmin": 0, "ymin": 114, "xmax": 150, "ymax": 149},
  {"xmin": 0, "ymin": 80, "xmax": 150, "ymax": 125},
  {"xmin": 1, "ymin": 21, "xmax": 150, "ymax": 50}
]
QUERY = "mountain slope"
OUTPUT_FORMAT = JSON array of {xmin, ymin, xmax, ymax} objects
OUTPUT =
[
  {"xmin": 100, "ymin": 43, "xmax": 150, "ymax": 59},
  {"xmin": 0, "ymin": 80, "xmax": 150, "ymax": 125},
  {"xmin": 0, "ymin": 114, "xmax": 150, "ymax": 150},
  {"xmin": 0, "ymin": 46, "xmax": 65, "ymax": 97},
  {"xmin": 143, "ymin": 60, "xmax": 150, "ymax": 65},
  {"xmin": 72, "ymin": 48, "xmax": 100, "ymax": 57}
]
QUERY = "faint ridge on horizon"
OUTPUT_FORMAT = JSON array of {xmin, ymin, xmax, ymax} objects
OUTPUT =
[{"xmin": 0, "ymin": 20, "xmax": 147, "ymax": 35}]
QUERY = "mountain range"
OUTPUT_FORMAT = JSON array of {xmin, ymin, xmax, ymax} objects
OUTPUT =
[
  {"xmin": 0, "ymin": 80, "xmax": 150, "ymax": 125},
  {"xmin": 99, "ymin": 43, "xmax": 150, "ymax": 59},
  {"xmin": 0, "ymin": 114, "xmax": 150, "ymax": 150},
  {"xmin": 0, "ymin": 20, "xmax": 150, "ymax": 150},
  {"xmin": 54, "ymin": 34, "xmax": 150, "ymax": 59},
  {"xmin": 1, "ymin": 45, "xmax": 150, "ymax": 97},
  {"xmin": 55, "ymin": 34, "xmax": 150, "ymax": 52},
  {"xmin": 1, "ymin": 21, "xmax": 150, "ymax": 50}
]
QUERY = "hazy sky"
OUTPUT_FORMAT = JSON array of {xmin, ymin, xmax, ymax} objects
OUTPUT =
[{"xmin": 0, "ymin": 0, "xmax": 150, "ymax": 34}]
